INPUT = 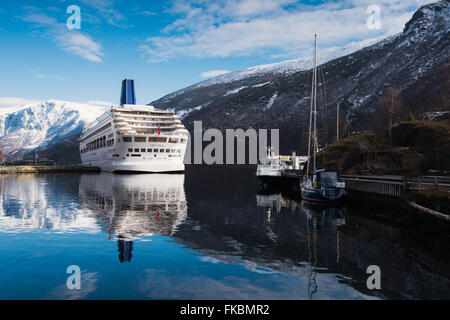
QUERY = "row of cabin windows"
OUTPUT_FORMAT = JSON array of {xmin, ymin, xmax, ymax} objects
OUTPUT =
[
  {"xmin": 81, "ymin": 136, "xmax": 114, "ymax": 154},
  {"xmin": 127, "ymin": 122, "xmax": 182, "ymax": 127},
  {"xmin": 81, "ymin": 123, "xmax": 112, "ymax": 142},
  {"xmin": 127, "ymin": 148, "xmax": 182, "ymax": 154},
  {"xmin": 121, "ymin": 136, "xmax": 186, "ymax": 143},
  {"xmin": 132, "ymin": 130, "xmax": 185, "ymax": 136},
  {"xmin": 126, "ymin": 154, "xmax": 182, "ymax": 158}
]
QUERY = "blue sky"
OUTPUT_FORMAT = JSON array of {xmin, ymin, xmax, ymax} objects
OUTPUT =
[{"xmin": 0, "ymin": 0, "xmax": 435, "ymax": 108}]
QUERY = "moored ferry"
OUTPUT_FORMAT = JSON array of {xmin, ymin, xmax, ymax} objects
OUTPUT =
[
  {"xmin": 256, "ymin": 147, "xmax": 307, "ymax": 189},
  {"xmin": 80, "ymin": 79, "xmax": 188, "ymax": 173}
]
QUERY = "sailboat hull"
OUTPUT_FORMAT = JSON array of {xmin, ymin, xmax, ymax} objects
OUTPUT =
[{"xmin": 301, "ymin": 185, "xmax": 346, "ymax": 202}]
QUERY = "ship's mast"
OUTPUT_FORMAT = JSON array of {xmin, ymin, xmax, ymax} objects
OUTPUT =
[
  {"xmin": 306, "ymin": 35, "xmax": 317, "ymax": 177},
  {"xmin": 313, "ymin": 34, "xmax": 317, "ymax": 173}
]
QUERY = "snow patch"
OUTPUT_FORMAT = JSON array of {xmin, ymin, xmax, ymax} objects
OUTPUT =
[
  {"xmin": 176, "ymin": 105, "xmax": 204, "ymax": 120},
  {"xmin": 252, "ymin": 82, "xmax": 271, "ymax": 88},
  {"xmin": 224, "ymin": 86, "xmax": 248, "ymax": 96},
  {"xmin": 265, "ymin": 92, "xmax": 278, "ymax": 110}
]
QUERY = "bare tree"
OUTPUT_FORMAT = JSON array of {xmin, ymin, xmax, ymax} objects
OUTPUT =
[
  {"xmin": 381, "ymin": 87, "xmax": 405, "ymax": 145},
  {"xmin": 0, "ymin": 146, "xmax": 4, "ymax": 163}
]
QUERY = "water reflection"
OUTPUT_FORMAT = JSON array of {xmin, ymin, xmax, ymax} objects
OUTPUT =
[
  {"xmin": 0, "ymin": 168, "xmax": 448, "ymax": 299},
  {"xmin": 302, "ymin": 201, "xmax": 345, "ymax": 299},
  {"xmin": 79, "ymin": 173, "xmax": 187, "ymax": 262},
  {"xmin": 0, "ymin": 174, "xmax": 99, "ymax": 233},
  {"xmin": 118, "ymin": 237, "xmax": 133, "ymax": 263},
  {"xmin": 174, "ymin": 168, "xmax": 370, "ymax": 299},
  {"xmin": 180, "ymin": 166, "xmax": 450, "ymax": 299}
]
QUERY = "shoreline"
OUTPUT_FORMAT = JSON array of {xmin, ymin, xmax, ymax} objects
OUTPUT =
[{"xmin": 0, "ymin": 165, "xmax": 100, "ymax": 173}]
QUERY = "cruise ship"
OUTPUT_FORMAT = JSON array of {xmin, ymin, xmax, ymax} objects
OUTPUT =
[{"xmin": 80, "ymin": 79, "xmax": 189, "ymax": 173}]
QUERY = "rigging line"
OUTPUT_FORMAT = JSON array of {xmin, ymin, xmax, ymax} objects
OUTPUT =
[
  {"xmin": 306, "ymin": 54, "xmax": 315, "ymax": 177},
  {"xmin": 313, "ymin": 34, "xmax": 318, "ymax": 173}
]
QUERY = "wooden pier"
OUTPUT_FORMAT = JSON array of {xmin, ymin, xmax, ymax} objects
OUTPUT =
[
  {"xmin": 343, "ymin": 176, "xmax": 403, "ymax": 197},
  {"xmin": 342, "ymin": 175, "xmax": 450, "ymax": 197},
  {"xmin": 342, "ymin": 174, "xmax": 450, "ymax": 221}
]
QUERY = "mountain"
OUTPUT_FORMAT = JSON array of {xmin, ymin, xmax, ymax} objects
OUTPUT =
[
  {"xmin": 1, "ymin": 1, "xmax": 447, "ymax": 163},
  {"xmin": 151, "ymin": 0, "xmax": 450, "ymax": 154},
  {"xmin": 0, "ymin": 100, "xmax": 107, "ymax": 160},
  {"xmin": 160, "ymin": 38, "xmax": 385, "ymax": 103}
]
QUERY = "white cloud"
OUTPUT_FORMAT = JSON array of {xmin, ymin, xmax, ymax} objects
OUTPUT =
[
  {"xmin": 201, "ymin": 70, "xmax": 230, "ymax": 78},
  {"xmin": 140, "ymin": 0, "xmax": 436, "ymax": 62},
  {"xmin": 21, "ymin": 7, "xmax": 104, "ymax": 63}
]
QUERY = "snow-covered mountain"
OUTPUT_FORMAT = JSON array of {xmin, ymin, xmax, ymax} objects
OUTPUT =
[
  {"xmin": 1, "ymin": 1, "xmax": 447, "ymax": 163},
  {"xmin": 0, "ymin": 100, "xmax": 107, "ymax": 159},
  {"xmin": 151, "ymin": 0, "xmax": 450, "ymax": 154},
  {"xmin": 159, "ymin": 37, "xmax": 384, "ymax": 103}
]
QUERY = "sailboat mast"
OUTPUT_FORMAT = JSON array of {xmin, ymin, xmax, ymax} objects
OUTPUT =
[
  {"xmin": 306, "ymin": 40, "xmax": 315, "ymax": 177},
  {"xmin": 313, "ymin": 34, "xmax": 318, "ymax": 173}
]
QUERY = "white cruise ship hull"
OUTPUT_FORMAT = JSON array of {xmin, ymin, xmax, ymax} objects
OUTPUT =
[
  {"xmin": 84, "ymin": 158, "xmax": 185, "ymax": 173},
  {"xmin": 79, "ymin": 102, "xmax": 189, "ymax": 174}
]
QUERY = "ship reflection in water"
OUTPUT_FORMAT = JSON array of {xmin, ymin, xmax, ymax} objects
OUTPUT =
[
  {"xmin": 79, "ymin": 173, "xmax": 187, "ymax": 263},
  {"xmin": 0, "ymin": 167, "xmax": 449, "ymax": 299}
]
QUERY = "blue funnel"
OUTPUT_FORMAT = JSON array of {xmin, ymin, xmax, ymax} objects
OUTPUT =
[{"xmin": 120, "ymin": 79, "xmax": 136, "ymax": 105}]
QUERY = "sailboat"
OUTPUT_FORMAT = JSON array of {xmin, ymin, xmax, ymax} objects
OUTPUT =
[{"xmin": 300, "ymin": 35, "xmax": 346, "ymax": 202}]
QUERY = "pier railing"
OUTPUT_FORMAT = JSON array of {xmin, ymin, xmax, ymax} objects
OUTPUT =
[{"xmin": 342, "ymin": 175, "xmax": 450, "ymax": 198}]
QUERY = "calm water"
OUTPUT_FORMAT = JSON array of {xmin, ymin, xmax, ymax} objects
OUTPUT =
[{"xmin": 0, "ymin": 167, "xmax": 448, "ymax": 300}]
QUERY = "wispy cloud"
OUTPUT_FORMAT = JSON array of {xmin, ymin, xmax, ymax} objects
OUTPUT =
[
  {"xmin": 79, "ymin": 0, "xmax": 126, "ymax": 27},
  {"xmin": 140, "ymin": 0, "xmax": 436, "ymax": 62},
  {"xmin": 131, "ymin": 6, "xmax": 158, "ymax": 17},
  {"xmin": 20, "ymin": 7, "xmax": 104, "ymax": 63},
  {"xmin": 201, "ymin": 70, "xmax": 230, "ymax": 78},
  {"xmin": 30, "ymin": 70, "xmax": 64, "ymax": 80}
]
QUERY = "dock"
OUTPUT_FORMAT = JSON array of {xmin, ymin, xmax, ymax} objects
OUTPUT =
[
  {"xmin": 342, "ymin": 174, "xmax": 450, "ymax": 221},
  {"xmin": 0, "ymin": 165, "xmax": 100, "ymax": 174},
  {"xmin": 342, "ymin": 175, "xmax": 450, "ymax": 197},
  {"xmin": 342, "ymin": 175, "xmax": 404, "ymax": 198}
]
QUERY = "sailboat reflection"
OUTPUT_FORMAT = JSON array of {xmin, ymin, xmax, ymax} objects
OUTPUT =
[
  {"xmin": 302, "ymin": 201, "xmax": 345, "ymax": 231},
  {"xmin": 79, "ymin": 173, "xmax": 187, "ymax": 262},
  {"xmin": 256, "ymin": 189, "xmax": 346, "ymax": 298},
  {"xmin": 302, "ymin": 201, "xmax": 345, "ymax": 299}
]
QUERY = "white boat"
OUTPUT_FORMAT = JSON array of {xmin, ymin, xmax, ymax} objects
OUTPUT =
[
  {"xmin": 80, "ymin": 80, "xmax": 189, "ymax": 173},
  {"xmin": 256, "ymin": 147, "xmax": 308, "ymax": 188}
]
